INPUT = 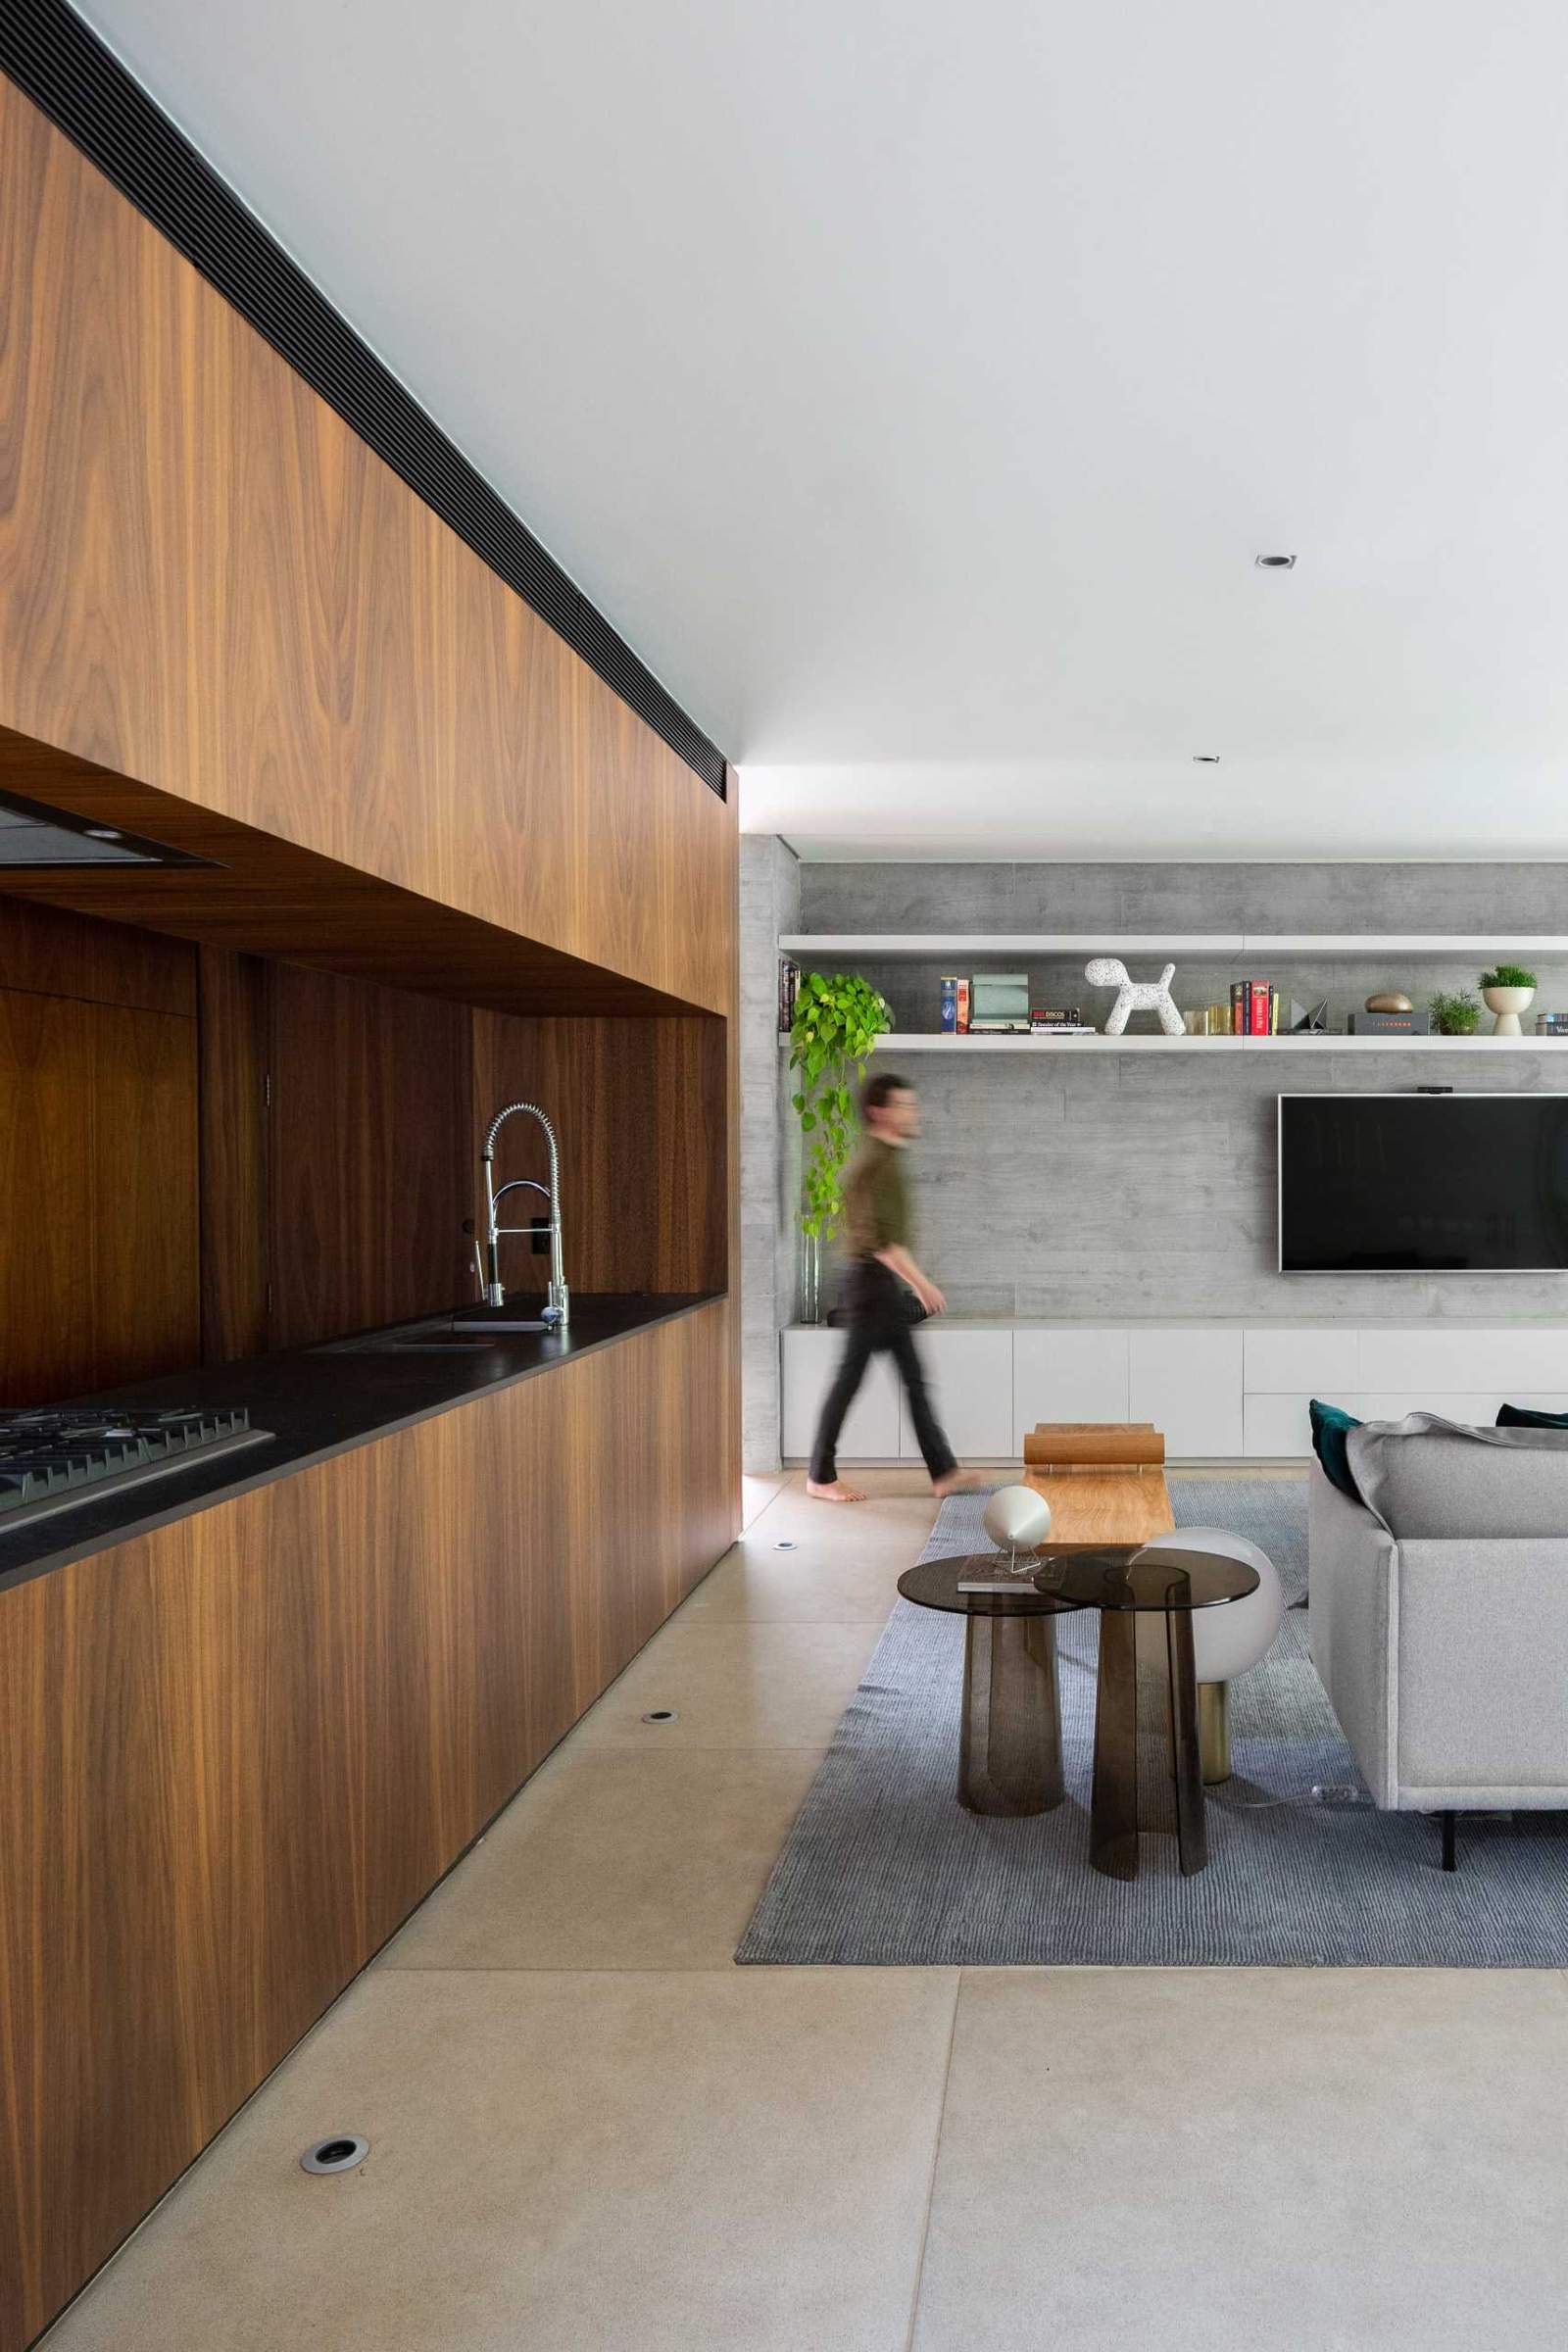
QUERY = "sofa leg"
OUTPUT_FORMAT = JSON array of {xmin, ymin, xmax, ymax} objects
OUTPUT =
[{"xmin": 1441, "ymin": 1810, "xmax": 1458, "ymax": 1873}]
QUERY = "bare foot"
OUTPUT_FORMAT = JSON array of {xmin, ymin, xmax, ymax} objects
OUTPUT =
[
  {"xmin": 807, "ymin": 1478, "xmax": 867, "ymax": 1503},
  {"xmin": 931, "ymin": 1470, "xmax": 984, "ymax": 1499}
]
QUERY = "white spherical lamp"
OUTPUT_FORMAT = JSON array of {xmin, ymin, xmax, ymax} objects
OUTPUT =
[
  {"xmin": 982, "ymin": 1484, "xmax": 1054, "ymax": 1557},
  {"xmin": 1142, "ymin": 1525, "xmax": 1285, "ymax": 1783}
]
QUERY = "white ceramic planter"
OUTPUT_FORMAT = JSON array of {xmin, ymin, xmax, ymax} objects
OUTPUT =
[{"xmin": 1483, "ymin": 984, "xmax": 1536, "ymax": 1037}]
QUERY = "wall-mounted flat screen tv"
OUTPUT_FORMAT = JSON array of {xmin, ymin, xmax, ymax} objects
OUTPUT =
[{"xmin": 1278, "ymin": 1093, "xmax": 1568, "ymax": 1272}]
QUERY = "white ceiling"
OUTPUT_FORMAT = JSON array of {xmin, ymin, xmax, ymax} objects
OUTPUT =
[{"xmin": 74, "ymin": 1, "xmax": 1568, "ymax": 859}]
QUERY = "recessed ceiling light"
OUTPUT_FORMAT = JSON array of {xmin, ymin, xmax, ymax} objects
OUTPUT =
[
  {"xmin": 1254, "ymin": 553, "xmax": 1297, "ymax": 569},
  {"xmin": 84, "ymin": 827, "xmax": 122, "ymax": 840},
  {"xmin": 1192, "ymin": 754, "xmax": 1221, "ymax": 764}
]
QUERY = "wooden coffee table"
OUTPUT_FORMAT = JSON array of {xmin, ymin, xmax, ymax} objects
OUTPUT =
[{"xmin": 1021, "ymin": 1421, "xmax": 1174, "ymax": 1548}]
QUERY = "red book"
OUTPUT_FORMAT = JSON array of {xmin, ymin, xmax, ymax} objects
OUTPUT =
[{"xmin": 1250, "ymin": 982, "xmax": 1269, "ymax": 1036}]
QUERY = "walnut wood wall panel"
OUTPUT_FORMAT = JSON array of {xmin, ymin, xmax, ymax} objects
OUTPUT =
[
  {"xmin": 0, "ymin": 79, "xmax": 734, "ymax": 1018},
  {"xmin": 0, "ymin": 964, "xmax": 199, "ymax": 1407},
  {"xmin": 0, "ymin": 1300, "xmax": 735, "ymax": 2352},
  {"xmin": 470, "ymin": 1009, "xmax": 728, "ymax": 1298},
  {"xmin": 266, "ymin": 963, "xmax": 473, "ymax": 1349},
  {"xmin": 0, "ymin": 893, "xmax": 194, "ymax": 1016},
  {"xmin": 0, "ymin": 730, "xmax": 708, "ymax": 1019},
  {"xmin": 196, "ymin": 947, "xmax": 270, "ymax": 1363}
]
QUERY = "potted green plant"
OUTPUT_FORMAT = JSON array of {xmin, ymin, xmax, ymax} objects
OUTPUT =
[
  {"xmin": 788, "ymin": 971, "xmax": 890, "ymax": 1319},
  {"xmin": 1479, "ymin": 962, "xmax": 1538, "ymax": 1037},
  {"xmin": 1429, "ymin": 988, "xmax": 1481, "ymax": 1037}
]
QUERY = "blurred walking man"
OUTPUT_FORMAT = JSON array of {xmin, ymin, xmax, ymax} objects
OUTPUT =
[{"xmin": 808, "ymin": 1072, "xmax": 965, "ymax": 1503}]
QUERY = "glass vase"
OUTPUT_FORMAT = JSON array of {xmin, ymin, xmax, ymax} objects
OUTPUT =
[{"xmin": 799, "ymin": 1229, "xmax": 823, "ymax": 1325}]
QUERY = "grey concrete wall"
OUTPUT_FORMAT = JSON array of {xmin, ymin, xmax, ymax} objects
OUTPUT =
[
  {"xmin": 789, "ymin": 861, "xmax": 1568, "ymax": 1323},
  {"xmin": 739, "ymin": 835, "xmax": 800, "ymax": 1468},
  {"xmin": 904, "ymin": 1044, "xmax": 1568, "ymax": 1321},
  {"xmin": 799, "ymin": 861, "xmax": 1568, "ymax": 934}
]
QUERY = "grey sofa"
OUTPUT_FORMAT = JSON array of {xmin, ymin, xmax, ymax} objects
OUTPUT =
[{"xmin": 1307, "ymin": 1415, "xmax": 1568, "ymax": 1869}]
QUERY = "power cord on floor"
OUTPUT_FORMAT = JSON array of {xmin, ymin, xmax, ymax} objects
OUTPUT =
[{"xmin": 1209, "ymin": 1783, "xmax": 1372, "ymax": 1812}]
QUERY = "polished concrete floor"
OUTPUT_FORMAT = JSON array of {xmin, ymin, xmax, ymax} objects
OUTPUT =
[{"xmin": 44, "ymin": 1470, "xmax": 1568, "ymax": 2349}]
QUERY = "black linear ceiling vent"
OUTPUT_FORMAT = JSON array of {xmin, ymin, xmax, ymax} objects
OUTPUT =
[
  {"xmin": 0, "ymin": 3, "xmax": 726, "ymax": 801},
  {"xmin": 0, "ymin": 788, "xmax": 216, "ymax": 869}
]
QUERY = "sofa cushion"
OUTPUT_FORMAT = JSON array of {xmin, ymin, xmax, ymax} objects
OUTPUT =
[
  {"xmin": 1308, "ymin": 1399, "xmax": 1362, "ymax": 1499},
  {"xmin": 1348, "ymin": 1412, "xmax": 1568, "ymax": 1540},
  {"xmin": 1497, "ymin": 1402, "xmax": 1568, "ymax": 1431}
]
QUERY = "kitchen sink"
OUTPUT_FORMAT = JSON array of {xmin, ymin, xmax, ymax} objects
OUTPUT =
[{"xmin": 316, "ymin": 1316, "xmax": 552, "ymax": 1353}]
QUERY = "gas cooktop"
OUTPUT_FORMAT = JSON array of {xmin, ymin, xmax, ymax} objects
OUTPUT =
[{"xmin": 0, "ymin": 1406, "xmax": 271, "ymax": 1534}]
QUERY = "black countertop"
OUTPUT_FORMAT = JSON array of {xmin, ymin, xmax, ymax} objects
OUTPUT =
[{"xmin": 0, "ymin": 1293, "xmax": 722, "ymax": 1595}]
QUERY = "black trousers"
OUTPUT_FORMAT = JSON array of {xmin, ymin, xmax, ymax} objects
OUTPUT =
[{"xmin": 808, "ymin": 1262, "xmax": 957, "ymax": 1485}]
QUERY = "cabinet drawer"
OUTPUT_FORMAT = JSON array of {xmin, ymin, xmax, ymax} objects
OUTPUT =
[
  {"xmin": 1343, "ymin": 1391, "xmax": 1568, "ymax": 1431},
  {"xmin": 1244, "ymin": 1327, "xmax": 1360, "ymax": 1395},
  {"xmin": 780, "ymin": 1329, "xmax": 901, "ymax": 1460},
  {"xmin": 1356, "ymin": 1328, "xmax": 1568, "ymax": 1393},
  {"xmin": 903, "ymin": 1329, "xmax": 1013, "ymax": 1460},
  {"xmin": 1013, "ymin": 1328, "xmax": 1130, "ymax": 1444},
  {"xmin": 1244, "ymin": 1394, "xmax": 1317, "ymax": 1456},
  {"xmin": 1130, "ymin": 1328, "xmax": 1244, "ymax": 1458}
]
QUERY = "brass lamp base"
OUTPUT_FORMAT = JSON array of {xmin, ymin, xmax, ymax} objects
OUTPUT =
[{"xmin": 1198, "ymin": 1683, "xmax": 1231, "ymax": 1785}]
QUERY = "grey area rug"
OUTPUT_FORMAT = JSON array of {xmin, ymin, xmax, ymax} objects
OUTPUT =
[{"xmin": 737, "ymin": 1480, "xmax": 1568, "ymax": 1966}]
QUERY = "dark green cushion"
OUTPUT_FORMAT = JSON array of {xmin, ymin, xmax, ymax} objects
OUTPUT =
[
  {"xmin": 1496, "ymin": 1402, "xmax": 1568, "ymax": 1430},
  {"xmin": 1309, "ymin": 1399, "xmax": 1363, "ymax": 1499}
]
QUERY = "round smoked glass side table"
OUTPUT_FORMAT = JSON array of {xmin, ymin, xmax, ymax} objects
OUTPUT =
[
  {"xmin": 1033, "ymin": 1545, "xmax": 1259, "ymax": 1879},
  {"xmin": 897, "ymin": 1554, "xmax": 1084, "ymax": 1817}
]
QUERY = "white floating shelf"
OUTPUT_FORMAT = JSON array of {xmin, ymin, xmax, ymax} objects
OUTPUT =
[
  {"xmin": 780, "ymin": 933, "xmax": 1568, "ymax": 961},
  {"xmin": 859, "ymin": 1031, "xmax": 1568, "ymax": 1054},
  {"xmin": 781, "ymin": 933, "xmax": 1244, "ymax": 956}
]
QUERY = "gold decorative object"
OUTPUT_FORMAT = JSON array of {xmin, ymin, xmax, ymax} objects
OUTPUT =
[
  {"xmin": 1199, "ymin": 1684, "xmax": 1232, "ymax": 1784},
  {"xmin": 1365, "ymin": 992, "xmax": 1413, "ymax": 1013}
]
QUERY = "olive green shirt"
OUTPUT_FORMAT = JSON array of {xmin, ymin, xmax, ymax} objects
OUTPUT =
[{"xmin": 841, "ymin": 1137, "xmax": 910, "ymax": 1261}]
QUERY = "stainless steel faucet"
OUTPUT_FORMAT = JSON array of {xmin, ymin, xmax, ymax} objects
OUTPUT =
[{"xmin": 481, "ymin": 1102, "xmax": 569, "ymax": 1325}]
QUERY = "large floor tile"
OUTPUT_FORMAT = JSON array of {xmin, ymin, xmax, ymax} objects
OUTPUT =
[
  {"xmin": 569, "ymin": 1618, "xmax": 884, "ymax": 1749},
  {"xmin": 381, "ymin": 1746, "xmax": 823, "ymax": 1971},
  {"xmin": 762, "ymin": 1468, "xmax": 954, "ymax": 1506},
  {"xmin": 46, "ymin": 1969, "xmax": 959, "ymax": 2352},
  {"xmin": 678, "ymin": 1522, "xmax": 921, "ymax": 1622},
  {"xmin": 741, "ymin": 1470, "xmax": 792, "ymax": 1527},
  {"xmin": 913, "ymin": 1967, "xmax": 1568, "ymax": 2352}
]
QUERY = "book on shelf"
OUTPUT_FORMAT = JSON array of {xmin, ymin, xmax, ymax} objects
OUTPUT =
[
  {"xmin": 1230, "ymin": 980, "xmax": 1283, "ymax": 1036},
  {"xmin": 778, "ymin": 956, "xmax": 800, "ymax": 1035}
]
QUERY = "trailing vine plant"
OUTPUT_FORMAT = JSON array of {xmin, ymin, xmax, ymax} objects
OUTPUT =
[{"xmin": 789, "ymin": 971, "xmax": 892, "ymax": 1241}]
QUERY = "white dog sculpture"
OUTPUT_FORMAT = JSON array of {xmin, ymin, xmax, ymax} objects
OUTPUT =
[{"xmin": 1085, "ymin": 956, "xmax": 1184, "ymax": 1037}]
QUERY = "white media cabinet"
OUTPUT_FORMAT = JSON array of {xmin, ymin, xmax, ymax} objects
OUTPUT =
[{"xmin": 779, "ymin": 1320, "xmax": 1568, "ymax": 1464}]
